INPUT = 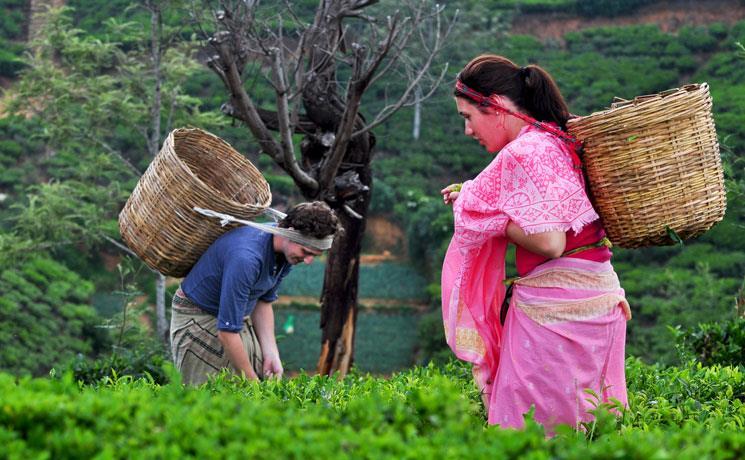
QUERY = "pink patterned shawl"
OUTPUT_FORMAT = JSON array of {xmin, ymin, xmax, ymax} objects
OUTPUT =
[{"xmin": 441, "ymin": 124, "xmax": 600, "ymax": 397}]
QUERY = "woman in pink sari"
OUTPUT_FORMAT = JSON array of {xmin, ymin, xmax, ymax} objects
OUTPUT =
[{"xmin": 441, "ymin": 55, "xmax": 631, "ymax": 434}]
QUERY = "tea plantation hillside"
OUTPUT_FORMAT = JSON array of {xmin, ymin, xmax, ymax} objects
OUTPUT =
[{"xmin": 1, "ymin": 359, "xmax": 743, "ymax": 458}]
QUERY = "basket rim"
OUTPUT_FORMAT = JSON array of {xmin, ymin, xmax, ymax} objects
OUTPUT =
[
  {"xmin": 167, "ymin": 127, "xmax": 272, "ymax": 211},
  {"xmin": 567, "ymin": 82, "xmax": 709, "ymax": 126}
]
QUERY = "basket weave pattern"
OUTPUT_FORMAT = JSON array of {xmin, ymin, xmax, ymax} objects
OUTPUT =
[
  {"xmin": 567, "ymin": 84, "xmax": 726, "ymax": 248},
  {"xmin": 119, "ymin": 128, "xmax": 271, "ymax": 277}
]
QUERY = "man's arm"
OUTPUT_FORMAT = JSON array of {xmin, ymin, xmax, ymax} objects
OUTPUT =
[
  {"xmin": 252, "ymin": 300, "xmax": 283, "ymax": 379},
  {"xmin": 217, "ymin": 330, "xmax": 259, "ymax": 380}
]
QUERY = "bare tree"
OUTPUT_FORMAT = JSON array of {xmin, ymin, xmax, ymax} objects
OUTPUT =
[
  {"xmin": 194, "ymin": 0, "xmax": 455, "ymax": 376},
  {"xmin": 140, "ymin": 0, "xmax": 170, "ymax": 348}
]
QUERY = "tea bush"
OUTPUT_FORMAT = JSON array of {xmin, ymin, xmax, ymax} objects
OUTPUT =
[
  {"xmin": 0, "ymin": 257, "xmax": 109, "ymax": 376},
  {"xmin": 274, "ymin": 306, "xmax": 422, "ymax": 373},
  {"xmin": 1, "ymin": 359, "xmax": 743, "ymax": 458},
  {"xmin": 673, "ymin": 317, "xmax": 745, "ymax": 367},
  {"xmin": 279, "ymin": 262, "xmax": 428, "ymax": 301}
]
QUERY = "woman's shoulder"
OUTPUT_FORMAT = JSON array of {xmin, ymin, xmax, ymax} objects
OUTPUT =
[{"xmin": 504, "ymin": 125, "xmax": 567, "ymax": 162}]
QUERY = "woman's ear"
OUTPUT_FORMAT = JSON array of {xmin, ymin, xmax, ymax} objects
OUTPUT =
[{"xmin": 488, "ymin": 94, "xmax": 503, "ymax": 108}]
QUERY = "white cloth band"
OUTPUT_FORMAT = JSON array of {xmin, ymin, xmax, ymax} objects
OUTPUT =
[{"xmin": 193, "ymin": 207, "xmax": 335, "ymax": 251}]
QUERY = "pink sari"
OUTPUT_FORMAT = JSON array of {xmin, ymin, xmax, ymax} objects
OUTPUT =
[{"xmin": 441, "ymin": 124, "xmax": 630, "ymax": 431}]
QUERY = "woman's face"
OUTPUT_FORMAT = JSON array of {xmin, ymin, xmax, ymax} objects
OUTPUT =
[{"xmin": 455, "ymin": 97, "xmax": 509, "ymax": 154}]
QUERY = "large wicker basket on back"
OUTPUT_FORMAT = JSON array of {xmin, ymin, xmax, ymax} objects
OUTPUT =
[
  {"xmin": 119, "ymin": 128, "xmax": 271, "ymax": 277},
  {"xmin": 567, "ymin": 83, "xmax": 726, "ymax": 248}
]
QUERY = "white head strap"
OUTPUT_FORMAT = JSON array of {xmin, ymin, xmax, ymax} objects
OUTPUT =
[{"xmin": 193, "ymin": 207, "xmax": 335, "ymax": 251}]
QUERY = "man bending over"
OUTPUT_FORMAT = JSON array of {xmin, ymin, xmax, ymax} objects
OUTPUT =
[{"xmin": 170, "ymin": 201, "xmax": 338, "ymax": 385}]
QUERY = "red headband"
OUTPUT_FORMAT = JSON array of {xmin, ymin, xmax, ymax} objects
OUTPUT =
[{"xmin": 454, "ymin": 78, "xmax": 583, "ymax": 169}]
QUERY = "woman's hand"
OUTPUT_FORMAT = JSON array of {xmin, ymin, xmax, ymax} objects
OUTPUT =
[{"xmin": 441, "ymin": 183, "xmax": 462, "ymax": 205}]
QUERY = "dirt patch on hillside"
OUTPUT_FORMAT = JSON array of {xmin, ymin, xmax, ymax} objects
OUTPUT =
[
  {"xmin": 511, "ymin": 0, "xmax": 745, "ymax": 41},
  {"xmin": 365, "ymin": 216, "xmax": 406, "ymax": 254}
]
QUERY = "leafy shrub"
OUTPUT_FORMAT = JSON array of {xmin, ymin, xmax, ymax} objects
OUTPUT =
[
  {"xmin": 0, "ymin": 41, "xmax": 24, "ymax": 78},
  {"xmin": 678, "ymin": 25, "xmax": 719, "ymax": 53},
  {"xmin": 574, "ymin": 0, "xmax": 652, "ymax": 18},
  {"xmin": 617, "ymin": 260, "xmax": 741, "ymax": 364},
  {"xmin": 0, "ymin": 358, "xmax": 744, "ymax": 458},
  {"xmin": 279, "ymin": 262, "xmax": 428, "ymax": 301},
  {"xmin": 402, "ymin": 191, "xmax": 454, "ymax": 278},
  {"xmin": 61, "ymin": 345, "xmax": 171, "ymax": 385},
  {"xmin": 0, "ymin": 5, "xmax": 24, "ymax": 41},
  {"xmin": 416, "ymin": 309, "xmax": 451, "ymax": 365},
  {"xmin": 672, "ymin": 317, "xmax": 745, "ymax": 367},
  {"xmin": 625, "ymin": 357, "xmax": 745, "ymax": 429},
  {"xmin": 0, "ymin": 257, "xmax": 109, "ymax": 376},
  {"xmin": 274, "ymin": 306, "xmax": 422, "ymax": 373}
]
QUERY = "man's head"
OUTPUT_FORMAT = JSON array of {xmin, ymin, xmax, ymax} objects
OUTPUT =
[{"xmin": 274, "ymin": 201, "xmax": 339, "ymax": 265}]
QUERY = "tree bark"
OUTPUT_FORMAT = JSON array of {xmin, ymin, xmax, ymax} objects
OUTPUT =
[
  {"xmin": 146, "ymin": 1, "xmax": 169, "ymax": 346},
  {"xmin": 413, "ymin": 86, "xmax": 422, "ymax": 140},
  {"xmin": 155, "ymin": 273, "xmax": 168, "ymax": 343},
  {"xmin": 316, "ymin": 193, "xmax": 370, "ymax": 377}
]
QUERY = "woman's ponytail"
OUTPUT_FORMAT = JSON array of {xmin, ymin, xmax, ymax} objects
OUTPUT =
[{"xmin": 522, "ymin": 65, "xmax": 570, "ymax": 130}]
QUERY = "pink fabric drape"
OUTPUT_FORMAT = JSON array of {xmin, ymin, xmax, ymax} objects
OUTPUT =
[
  {"xmin": 491, "ymin": 257, "xmax": 630, "ymax": 432},
  {"xmin": 441, "ymin": 123, "xmax": 606, "ymax": 423}
]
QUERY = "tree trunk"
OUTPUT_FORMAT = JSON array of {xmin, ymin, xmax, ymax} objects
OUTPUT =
[
  {"xmin": 316, "ymin": 199, "xmax": 369, "ymax": 377},
  {"xmin": 203, "ymin": 0, "xmax": 448, "ymax": 377},
  {"xmin": 413, "ymin": 87, "xmax": 422, "ymax": 140},
  {"xmin": 147, "ymin": 1, "xmax": 169, "ymax": 347},
  {"xmin": 155, "ymin": 272, "xmax": 168, "ymax": 342}
]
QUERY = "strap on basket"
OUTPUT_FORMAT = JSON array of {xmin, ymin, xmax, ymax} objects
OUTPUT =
[{"xmin": 192, "ymin": 207, "xmax": 334, "ymax": 251}]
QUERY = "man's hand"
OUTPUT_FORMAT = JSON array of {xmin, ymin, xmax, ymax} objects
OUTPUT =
[
  {"xmin": 251, "ymin": 301, "xmax": 282, "ymax": 380},
  {"xmin": 217, "ymin": 330, "xmax": 259, "ymax": 381},
  {"xmin": 262, "ymin": 351, "xmax": 284, "ymax": 380}
]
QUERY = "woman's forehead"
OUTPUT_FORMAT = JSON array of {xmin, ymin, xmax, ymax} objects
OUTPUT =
[{"xmin": 455, "ymin": 97, "xmax": 477, "ymax": 113}]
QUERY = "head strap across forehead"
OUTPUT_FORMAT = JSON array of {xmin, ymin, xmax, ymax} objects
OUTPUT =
[
  {"xmin": 193, "ymin": 207, "xmax": 335, "ymax": 251},
  {"xmin": 454, "ymin": 78, "xmax": 584, "ymax": 169}
]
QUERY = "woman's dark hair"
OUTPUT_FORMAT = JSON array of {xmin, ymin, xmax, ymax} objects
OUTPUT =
[
  {"xmin": 456, "ymin": 54, "xmax": 570, "ymax": 130},
  {"xmin": 278, "ymin": 201, "xmax": 339, "ymax": 239}
]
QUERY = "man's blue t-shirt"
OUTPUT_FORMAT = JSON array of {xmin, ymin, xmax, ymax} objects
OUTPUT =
[{"xmin": 181, "ymin": 226, "xmax": 291, "ymax": 332}]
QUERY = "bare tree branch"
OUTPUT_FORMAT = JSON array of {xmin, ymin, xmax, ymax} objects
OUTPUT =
[
  {"xmin": 211, "ymin": 35, "xmax": 285, "ymax": 164},
  {"xmin": 270, "ymin": 46, "xmax": 318, "ymax": 190},
  {"xmin": 357, "ymin": 13, "xmax": 404, "ymax": 86},
  {"xmin": 353, "ymin": 62, "xmax": 448, "ymax": 138},
  {"xmin": 353, "ymin": 5, "xmax": 457, "ymax": 137},
  {"xmin": 103, "ymin": 235, "xmax": 159, "ymax": 274},
  {"xmin": 221, "ymin": 104, "xmax": 316, "ymax": 133},
  {"xmin": 87, "ymin": 135, "xmax": 142, "ymax": 177},
  {"xmin": 351, "ymin": 0, "xmax": 379, "ymax": 10},
  {"xmin": 317, "ymin": 45, "xmax": 369, "ymax": 192}
]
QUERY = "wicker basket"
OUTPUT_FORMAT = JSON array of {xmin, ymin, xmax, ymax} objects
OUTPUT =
[
  {"xmin": 567, "ymin": 83, "xmax": 726, "ymax": 248},
  {"xmin": 119, "ymin": 128, "xmax": 272, "ymax": 277}
]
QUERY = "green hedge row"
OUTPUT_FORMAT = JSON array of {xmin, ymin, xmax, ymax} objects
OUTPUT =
[
  {"xmin": 279, "ymin": 262, "xmax": 428, "ymax": 301},
  {"xmin": 0, "ymin": 358, "xmax": 743, "ymax": 458},
  {"xmin": 274, "ymin": 307, "xmax": 422, "ymax": 373},
  {"xmin": 673, "ymin": 317, "xmax": 745, "ymax": 367},
  {"xmin": 0, "ymin": 257, "xmax": 108, "ymax": 376}
]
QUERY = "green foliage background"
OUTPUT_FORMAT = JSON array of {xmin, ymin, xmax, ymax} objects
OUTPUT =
[
  {"xmin": 0, "ymin": 2, "xmax": 744, "ymax": 454},
  {"xmin": 0, "ymin": 0, "xmax": 744, "ymax": 377}
]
